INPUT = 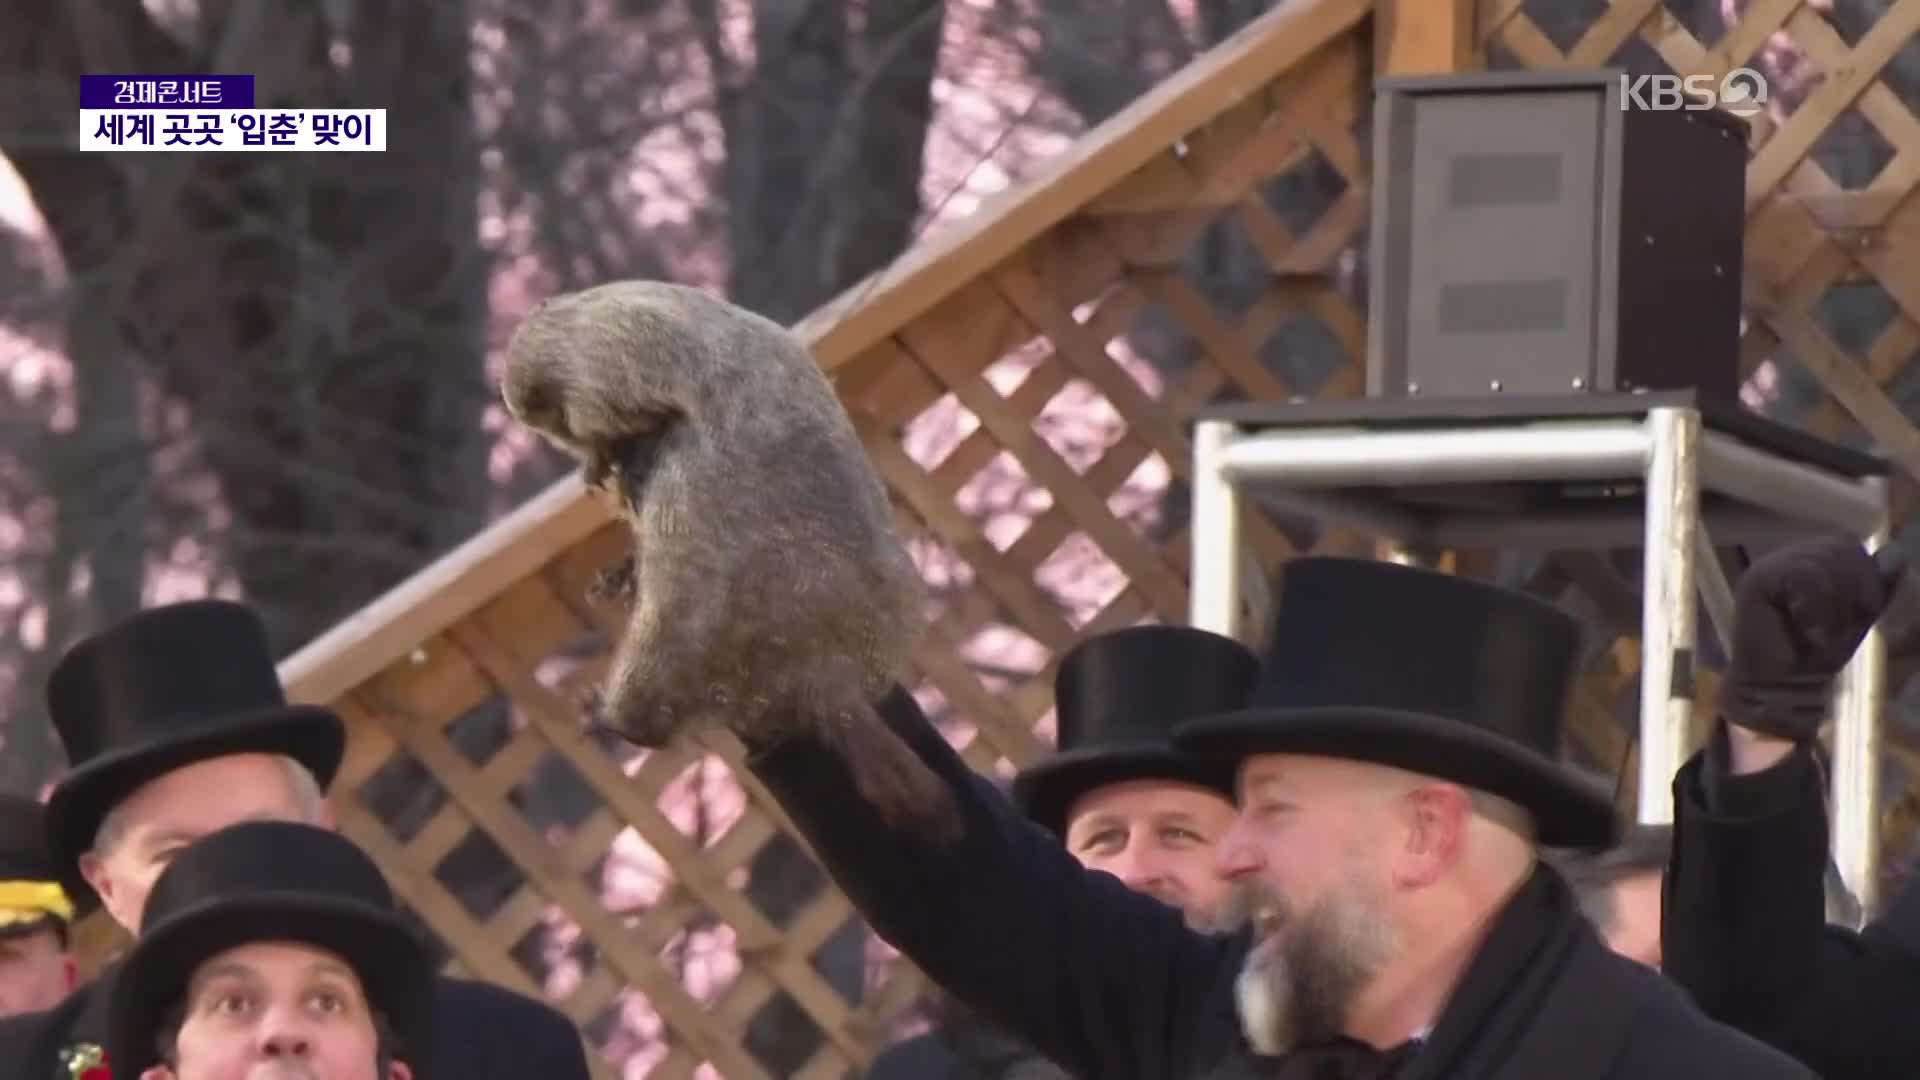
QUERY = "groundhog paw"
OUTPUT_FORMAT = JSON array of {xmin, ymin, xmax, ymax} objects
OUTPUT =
[
  {"xmin": 587, "ymin": 558, "xmax": 637, "ymax": 607},
  {"xmin": 576, "ymin": 685, "xmax": 611, "ymax": 734},
  {"xmin": 580, "ymin": 450, "xmax": 615, "ymax": 492}
]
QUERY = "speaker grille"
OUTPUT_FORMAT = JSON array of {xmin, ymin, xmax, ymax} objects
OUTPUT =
[{"xmin": 1436, "ymin": 279, "xmax": 1570, "ymax": 334}]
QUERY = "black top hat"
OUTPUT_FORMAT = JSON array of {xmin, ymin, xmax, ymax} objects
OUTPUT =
[
  {"xmin": 1173, "ymin": 558, "xmax": 1619, "ymax": 849},
  {"xmin": 1012, "ymin": 626, "xmax": 1261, "ymax": 836},
  {"xmin": 0, "ymin": 793, "xmax": 61, "ymax": 884},
  {"xmin": 42, "ymin": 601, "xmax": 345, "ymax": 903},
  {"xmin": 0, "ymin": 793, "xmax": 86, "ymax": 930},
  {"xmin": 107, "ymin": 821, "xmax": 432, "ymax": 1076}
]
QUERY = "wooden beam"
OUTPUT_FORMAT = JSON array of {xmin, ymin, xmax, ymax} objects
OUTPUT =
[
  {"xmin": 278, "ymin": 476, "xmax": 612, "ymax": 703},
  {"xmin": 1374, "ymin": 0, "xmax": 1480, "ymax": 75}
]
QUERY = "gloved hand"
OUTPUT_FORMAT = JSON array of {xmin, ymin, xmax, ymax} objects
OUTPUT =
[{"xmin": 1721, "ymin": 536, "xmax": 1906, "ymax": 743}]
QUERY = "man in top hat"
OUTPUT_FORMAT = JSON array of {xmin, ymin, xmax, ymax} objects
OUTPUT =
[
  {"xmin": 0, "ymin": 600, "xmax": 592, "ymax": 1080},
  {"xmin": 107, "ymin": 820, "xmax": 433, "ymax": 1080},
  {"xmin": 734, "ymin": 557, "xmax": 1812, "ymax": 1078},
  {"xmin": 1661, "ymin": 536, "xmax": 1920, "ymax": 1079},
  {"xmin": 1011, "ymin": 625, "xmax": 1254, "ymax": 930},
  {"xmin": 0, "ymin": 794, "xmax": 79, "ymax": 1017},
  {"xmin": 867, "ymin": 625, "xmax": 1257, "ymax": 1079}
]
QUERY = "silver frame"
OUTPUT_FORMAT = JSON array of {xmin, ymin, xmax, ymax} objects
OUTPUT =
[
  {"xmin": 1189, "ymin": 406, "xmax": 1889, "ymax": 906},
  {"xmin": 1831, "ymin": 475, "xmax": 1890, "ymax": 913}
]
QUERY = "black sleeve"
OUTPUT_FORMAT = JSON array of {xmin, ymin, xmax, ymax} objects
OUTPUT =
[
  {"xmin": 536, "ymin": 1001, "xmax": 594, "ymax": 1080},
  {"xmin": 746, "ymin": 687, "xmax": 1247, "ymax": 1080},
  {"xmin": 1663, "ymin": 720, "xmax": 1920, "ymax": 1078},
  {"xmin": 430, "ymin": 977, "xmax": 593, "ymax": 1080}
]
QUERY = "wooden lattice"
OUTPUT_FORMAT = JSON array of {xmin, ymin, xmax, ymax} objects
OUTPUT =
[{"xmin": 63, "ymin": 0, "xmax": 1920, "ymax": 1074}]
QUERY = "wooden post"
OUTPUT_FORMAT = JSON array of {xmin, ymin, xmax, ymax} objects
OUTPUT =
[{"xmin": 1374, "ymin": 0, "xmax": 1480, "ymax": 75}]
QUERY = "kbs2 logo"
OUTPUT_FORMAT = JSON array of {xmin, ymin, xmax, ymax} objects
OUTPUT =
[{"xmin": 1618, "ymin": 69, "xmax": 1768, "ymax": 117}]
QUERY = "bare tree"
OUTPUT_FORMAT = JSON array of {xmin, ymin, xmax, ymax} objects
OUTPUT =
[
  {"xmin": 0, "ymin": 1, "xmax": 492, "ymax": 664},
  {"xmin": 695, "ymin": 0, "xmax": 949, "ymax": 320}
]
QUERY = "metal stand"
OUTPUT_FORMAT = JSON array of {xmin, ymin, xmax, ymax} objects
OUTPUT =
[{"xmin": 1189, "ymin": 393, "xmax": 1890, "ymax": 905}]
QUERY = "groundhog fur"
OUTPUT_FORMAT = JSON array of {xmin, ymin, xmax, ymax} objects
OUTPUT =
[{"xmin": 501, "ymin": 280, "xmax": 959, "ymax": 842}]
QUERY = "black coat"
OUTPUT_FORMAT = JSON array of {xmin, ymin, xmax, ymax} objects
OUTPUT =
[
  {"xmin": 752, "ymin": 688, "xmax": 1812, "ymax": 1080},
  {"xmin": 0, "ymin": 962, "xmax": 593, "ymax": 1079},
  {"xmin": 1665, "ymin": 723, "xmax": 1920, "ymax": 1078}
]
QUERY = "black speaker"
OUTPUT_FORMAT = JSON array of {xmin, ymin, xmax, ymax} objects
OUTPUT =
[{"xmin": 1366, "ymin": 69, "xmax": 1748, "ymax": 402}]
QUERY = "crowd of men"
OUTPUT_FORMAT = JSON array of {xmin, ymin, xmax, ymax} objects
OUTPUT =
[
  {"xmin": 0, "ymin": 602, "xmax": 593, "ymax": 1079},
  {"xmin": 0, "ymin": 533, "xmax": 1911, "ymax": 1078}
]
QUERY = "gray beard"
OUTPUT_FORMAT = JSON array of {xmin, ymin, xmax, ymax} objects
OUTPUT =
[{"xmin": 1233, "ymin": 891, "xmax": 1396, "ymax": 1056}]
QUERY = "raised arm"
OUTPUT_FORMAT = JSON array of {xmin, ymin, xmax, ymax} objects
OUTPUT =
[
  {"xmin": 1664, "ymin": 725, "xmax": 1827, "ymax": 1034},
  {"xmin": 747, "ymin": 686, "xmax": 1247, "ymax": 1080},
  {"xmin": 1662, "ymin": 537, "xmax": 1917, "ymax": 1078},
  {"xmin": 1665, "ymin": 723, "xmax": 1920, "ymax": 1077}
]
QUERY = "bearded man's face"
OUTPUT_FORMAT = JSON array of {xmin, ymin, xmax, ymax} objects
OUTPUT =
[{"xmin": 1216, "ymin": 755, "xmax": 1409, "ymax": 1054}]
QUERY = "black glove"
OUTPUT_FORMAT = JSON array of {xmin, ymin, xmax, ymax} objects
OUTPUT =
[{"xmin": 1721, "ymin": 536, "xmax": 1905, "ymax": 742}]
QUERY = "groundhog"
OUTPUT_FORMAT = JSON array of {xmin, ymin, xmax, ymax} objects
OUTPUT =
[{"xmin": 500, "ymin": 280, "xmax": 960, "ymax": 842}]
